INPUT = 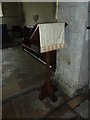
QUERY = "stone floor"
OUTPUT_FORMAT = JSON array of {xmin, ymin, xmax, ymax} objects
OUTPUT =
[
  {"xmin": 2, "ymin": 89, "xmax": 88, "ymax": 119},
  {"xmin": 2, "ymin": 46, "xmax": 48, "ymax": 100},
  {"xmin": 1, "ymin": 46, "xmax": 89, "ymax": 119}
]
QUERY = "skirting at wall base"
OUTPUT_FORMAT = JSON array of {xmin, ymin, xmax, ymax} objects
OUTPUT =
[
  {"xmin": 53, "ymin": 75, "xmax": 88, "ymax": 97},
  {"xmin": 53, "ymin": 77, "xmax": 76, "ymax": 97},
  {"xmin": 58, "ymin": 80, "xmax": 76, "ymax": 97}
]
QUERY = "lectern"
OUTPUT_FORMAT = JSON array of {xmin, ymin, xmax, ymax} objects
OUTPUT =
[{"xmin": 22, "ymin": 22, "xmax": 68, "ymax": 102}]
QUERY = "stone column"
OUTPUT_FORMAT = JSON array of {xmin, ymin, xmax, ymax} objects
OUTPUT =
[{"xmin": 55, "ymin": 2, "xmax": 88, "ymax": 96}]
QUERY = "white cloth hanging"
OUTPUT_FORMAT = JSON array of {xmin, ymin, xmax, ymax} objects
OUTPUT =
[{"xmin": 38, "ymin": 23, "xmax": 65, "ymax": 53}]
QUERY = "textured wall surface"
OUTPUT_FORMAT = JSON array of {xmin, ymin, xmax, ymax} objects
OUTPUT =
[
  {"xmin": 1, "ymin": 3, "xmax": 24, "ymax": 29},
  {"xmin": 0, "ymin": 2, "xmax": 24, "ymax": 38},
  {"xmin": 55, "ymin": 2, "xmax": 88, "ymax": 96},
  {"xmin": 22, "ymin": 2, "xmax": 56, "ymax": 26}
]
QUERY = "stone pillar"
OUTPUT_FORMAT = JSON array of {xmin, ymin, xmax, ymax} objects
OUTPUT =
[{"xmin": 55, "ymin": 2, "xmax": 88, "ymax": 96}]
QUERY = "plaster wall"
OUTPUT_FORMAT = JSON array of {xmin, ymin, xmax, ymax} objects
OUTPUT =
[
  {"xmin": 22, "ymin": 2, "xmax": 56, "ymax": 26},
  {"xmin": 55, "ymin": 2, "xmax": 88, "ymax": 96}
]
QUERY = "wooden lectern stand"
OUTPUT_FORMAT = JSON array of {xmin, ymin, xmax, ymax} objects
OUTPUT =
[
  {"xmin": 39, "ymin": 23, "xmax": 68, "ymax": 102},
  {"xmin": 22, "ymin": 23, "xmax": 68, "ymax": 102},
  {"xmin": 39, "ymin": 52, "xmax": 57, "ymax": 102}
]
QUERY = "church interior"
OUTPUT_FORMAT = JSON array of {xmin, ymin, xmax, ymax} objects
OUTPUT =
[{"xmin": 0, "ymin": 2, "xmax": 89, "ymax": 119}]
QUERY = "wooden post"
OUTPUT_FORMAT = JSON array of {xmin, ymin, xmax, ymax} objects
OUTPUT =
[{"xmin": 39, "ymin": 52, "xmax": 57, "ymax": 102}]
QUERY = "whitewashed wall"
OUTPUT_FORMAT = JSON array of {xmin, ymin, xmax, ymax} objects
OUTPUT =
[
  {"xmin": 55, "ymin": 2, "xmax": 88, "ymax": 96},
  {"xmin": 1, "ymin": 3, "xmax": 24, "ymax": 29},
  {"xmin": 1, "ymin": 2, "xmax": 24, "ymax": 38},
  {"xmin": 22, "ymin": 2, "xmax": 56, "ymax": 26}
]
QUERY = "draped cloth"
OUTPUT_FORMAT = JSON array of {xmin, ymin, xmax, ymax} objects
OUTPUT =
[{"xmin": 38, "ymin": 23, "xmax": 65, "ymax": 53}]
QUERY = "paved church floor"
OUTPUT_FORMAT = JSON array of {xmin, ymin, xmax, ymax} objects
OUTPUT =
[{"xmin": 1, "ymin": 46, "xmax": 89, "ymax": 119}]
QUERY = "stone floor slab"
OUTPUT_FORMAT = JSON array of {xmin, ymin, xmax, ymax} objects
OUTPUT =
[
  {"xmin": 46, "ymin": 104, "xmax": 78, "ymax": 118},
  {"xmin": 2, "ymin": 102, "xmax": 16, "ymax": 118},
  {"xmin": 10, "ymin": 89, "xmax": 52, "ymax": 118},
  {"xmin": 67, "ymin": 94, "xmax": 87, "ymax": 109},
  {"xmin": 75, "ymin": 100, "xmax": 88, "ymax": 118}
]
